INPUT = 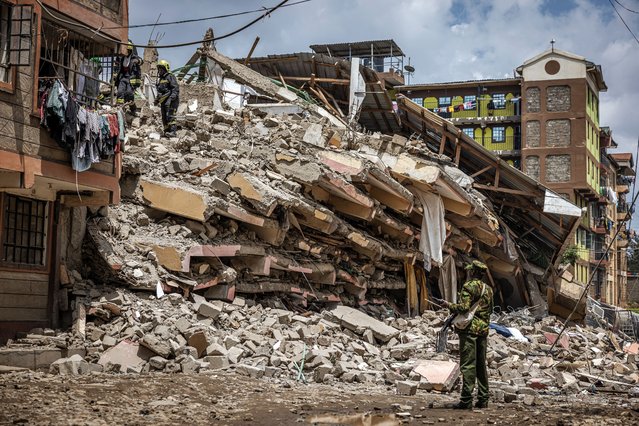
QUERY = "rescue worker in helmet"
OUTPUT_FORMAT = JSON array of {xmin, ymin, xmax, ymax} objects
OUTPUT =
[
  {"xmin": 115, "ymin": 40, "xmax": 141, "ymax": 114},
  {"xmin": 155, "ymin": 59, "xmax": 179, "ymax": 137}
]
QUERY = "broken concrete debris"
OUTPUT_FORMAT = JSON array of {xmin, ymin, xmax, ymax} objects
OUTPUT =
[
  {"xmin": 2, "ymin": 46, "xmax": 635, "ymax": 414},
  {"xmin": 3, "ymin": 281, "xmax": 639, "ymax": 403}
]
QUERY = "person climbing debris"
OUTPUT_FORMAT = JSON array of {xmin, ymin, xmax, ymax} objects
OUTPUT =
[{"xmin": 155, "ymin": 59, "xmax": 179, "ymax": 137}]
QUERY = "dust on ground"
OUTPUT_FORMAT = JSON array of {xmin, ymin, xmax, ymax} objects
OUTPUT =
[{"xmin": 1, "ymin": 371, "xmax": 637, "ymax": 425}]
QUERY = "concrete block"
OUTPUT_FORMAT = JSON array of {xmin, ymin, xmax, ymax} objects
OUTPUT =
[
  {"xmin": 413, "ymin": 360, "xmax": 460, "ymax": 392},
  {"xmin": 396, "ymin": 380, "xmax": 418, "ymax": 396},
  {"xmin": 141, "ymin": 180, "xmax": 211, "ymax": 222},
  {"xmin": 50, "ymin": 355, "xmax": 89, "ymax": 376},
  {"xmin": 34, "ymin": 349, "xmax": 63, "ymax": 370},
  {"xmin": 203, "ymin": 355, "xmax": 230, "ymax": 370},
  {"xmin": 0, "ymin": 349, "xmax": 36, "ymax": 370},
  {"xmin": 227, "ymin": 346, "xmax": 244, "ymax": 364},
  {"xmin": 198, "ymin": 301, "xmax": 222, "ymax": 319},
  {"xmin": 98, "ymin": 340, "xmax": 154, "ymax": 373},
  {"xmin": 187, "ymin": 332, "xmax": 209, "ymax": 358},
  {"xmin": 235, "ymin": 364, "xmax": 265, "ymax": 379},
  {"xmin": 140, "ymin": 335, "xmax": 172, "ymax": 359},
  {"xmin": 329, "ymin": 305, "xmax": 399, "ymax": 343},
  {"xmin": 149, "ymin": 356, "xmax": 169, "ymax": 370}
]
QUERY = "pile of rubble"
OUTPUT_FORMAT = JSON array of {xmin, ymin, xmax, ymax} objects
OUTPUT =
[
  {"xmin": 78, "ymin": 48, "xmax": 512, "ymax": 318},
  {"xmin": 3, "ymin": 280, "xmax": 639, "ymax": 403}
]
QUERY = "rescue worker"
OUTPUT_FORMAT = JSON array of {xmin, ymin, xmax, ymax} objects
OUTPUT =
[
  {"xmin": 155, "ymin": 59, "xmax": 179, "ymax": 137},
  {"xmin": 115, "ymin": 40, "xmax": 141, "ymax": 114},
  {"xmin": 440, "ymin": 260, "xmax": 494, "ymax": 409}
]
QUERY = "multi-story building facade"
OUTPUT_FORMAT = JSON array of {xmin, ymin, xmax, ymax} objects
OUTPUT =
[
  {"xmin": 0, "ymin": 0, "xmax": 128, "ymax": 341},
  {"xmin": 397, "ymin": 78, "xmax": 523, "ymax": 167},
  {"xmin": 397, "ymin": 48, "xmax": 635, "ymax": 307}
]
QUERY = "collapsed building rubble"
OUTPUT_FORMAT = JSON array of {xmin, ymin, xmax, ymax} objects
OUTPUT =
[
  {"xmin": 2, "ymin": 281, "xmax": 639, "ymax": 402},
  {"xmin": 3, "ymin": 43, "xmax": 637, "ymax": 407}
]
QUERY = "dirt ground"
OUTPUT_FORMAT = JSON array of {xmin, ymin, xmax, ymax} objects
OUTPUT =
[{"xmin": 1, "ymin": 371, "xmax": 638, "ymax": 425}]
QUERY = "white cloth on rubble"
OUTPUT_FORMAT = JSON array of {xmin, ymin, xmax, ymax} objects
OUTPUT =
[
  {"xmin": 438, "ymin": 254, "xmax": 457, "ymax": 303},
  {"xmin": 415, "ymin": 189, "xmax": 446, "ymax": 271}
]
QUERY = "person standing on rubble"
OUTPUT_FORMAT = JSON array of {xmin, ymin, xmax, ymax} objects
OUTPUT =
[
  {"xmin": 115, "ymin": 41, "xmax": 142, "ymax": 114},
  {"xmin": 155, "ymin": 59, "xmax": 179, "ymax": 137},
  {"xmin": 440, "ymin": 260, "xmax": 494, "ymax": 409}
]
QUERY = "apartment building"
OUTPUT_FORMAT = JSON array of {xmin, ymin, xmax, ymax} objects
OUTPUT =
[
  {"xmin": 0, "ymin": 0, "xmax": 128, "ymax": 340},
  {"xmin": 397, "ymin": 48, "xmax": 634, "ymax": 306}
]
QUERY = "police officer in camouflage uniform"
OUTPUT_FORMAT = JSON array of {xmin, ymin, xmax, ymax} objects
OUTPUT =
[{"xmin": 441, "ymin": 260, "xmax": 494, "ymax": 409}]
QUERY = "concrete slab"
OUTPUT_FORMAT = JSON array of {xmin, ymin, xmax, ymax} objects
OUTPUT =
[
  {"xmin": 141, "ymin": 180, "xmax": 211, "ymax": 222},
  {"xmin": 413, "ymin": 360, "xmax": 460, "ymax": 392},
  {"xmin": 98, "ymin": 340, "xmax": 154, "ymax": 372},
  {"xmin": 329, "ymin": 305, "xmax": 398, "ymax": 342}
]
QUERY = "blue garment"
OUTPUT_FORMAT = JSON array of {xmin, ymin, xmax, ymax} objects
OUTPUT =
[{"xmin": 489, "ymin": 323, "xmax": 512, "ymax": 338}]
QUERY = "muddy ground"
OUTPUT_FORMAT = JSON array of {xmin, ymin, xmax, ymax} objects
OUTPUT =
[{"xmin": 1, "ymin": 371, "xmax": 638, "ymax": 425}]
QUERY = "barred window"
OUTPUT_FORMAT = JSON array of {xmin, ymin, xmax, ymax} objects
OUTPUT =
[{"xmin": 2, "ymin": 195, "xmax": 48, "ymax": 266}]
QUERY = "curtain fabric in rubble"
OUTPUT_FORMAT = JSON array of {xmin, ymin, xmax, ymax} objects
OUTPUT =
[
  {"xmin": 414, "ymin": 190, "xmax": 446, "ymax": 272},
  {"xmin": 438, "ymin": 254, "xmax": 457, "ymax": 303}
]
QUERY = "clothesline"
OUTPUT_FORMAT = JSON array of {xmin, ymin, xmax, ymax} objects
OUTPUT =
[{"xmin": 40, "ymin": 78, "xmax": 125, "ymax": 172}]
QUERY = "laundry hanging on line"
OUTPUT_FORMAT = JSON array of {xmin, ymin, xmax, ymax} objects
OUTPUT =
[{"xmin": 40, "ymin": 79, "xmax": 124, "ymax": 172}]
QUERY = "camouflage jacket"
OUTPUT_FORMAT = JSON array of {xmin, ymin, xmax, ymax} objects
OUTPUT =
[{"xmin": 448, "ymin": 279, "xmax": 494, "ymax": 336}]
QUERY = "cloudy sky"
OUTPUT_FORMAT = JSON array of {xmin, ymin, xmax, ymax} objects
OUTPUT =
[{"xmin": 130, "ymin": 0, "xmax": 639, "ymax": 157}]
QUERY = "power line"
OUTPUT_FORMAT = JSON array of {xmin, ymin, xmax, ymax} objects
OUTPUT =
[
  {"xmin": 609, "ymin": 0, "xmax": 639, "ymax": 46},
  {"xmin": 614, "ymin": 0, "xmax": 639, "ymax": 13},
  {"xmin": 104, "ymin": 0, "xmax": 312, "ymax": 30},
  {"xmin": 36, "ymin": 0, "xmax": 292, "ymax": 50}
]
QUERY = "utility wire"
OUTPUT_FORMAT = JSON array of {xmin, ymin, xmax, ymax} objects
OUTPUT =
[
  {"xmin": 614, "ymin": 0, "xmax": 639, "ymax": 13},
  {"xmin": 104, "ymin": 0, "xmax": 312, "ymax": 30},
  {"xmin": 36, "ymin": 0, "xmax": 292, "ymax": 49},
  {"xmin": 629, "ymin": 136, "xmax": 639, "ymax": 231},
  {"xmin": 609, "ymin": 0, "xmax": 639, "ymax": 46},
  {"xmin": 548, "ymin": 184, "xmax": 639, "ymax": 353}
]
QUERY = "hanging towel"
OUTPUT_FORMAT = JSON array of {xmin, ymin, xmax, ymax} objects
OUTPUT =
[{"xmin": 414, "ymin": 190, "xmax": 446, "ymax": 271}]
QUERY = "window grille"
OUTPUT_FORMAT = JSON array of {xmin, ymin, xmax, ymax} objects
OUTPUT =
[
  {"xmin": 2, "ymin": 195, "xmax": 48, "ymax": 266},
  {"xmin": 38, "ymin": 19, "xmax": 118, "ymax": 107}
]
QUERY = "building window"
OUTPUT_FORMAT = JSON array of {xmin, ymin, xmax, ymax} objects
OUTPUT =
[
  {"xmin": 439, "ymin": 96, "xmax": 451, "ymax": 106},
  {"xmin": 492, "ymin": 93, "xmax": 506, "ymax": 109},
  {"xmin": 2, "ymin": 195, "xmax": 48, "ymax": 266},
  {"xmin": 462, "ymin": 128, "xmax": 474, "ymax": 139},
  {"xmin": 463, "ymin": 95, "xmax": 476, "ymax": 104},
  {"xmin": 492, "ymin": 126, "xmax": 505, "ymax": 143},
  {"xmin": 38, "ymin": 19, "xmax": 118, "ymax": 107},
  {"xmin": 0, "ymin": 2, "xmax": 11, "ymax": 84},
  {"xmin": 411, "ymin": 97, "xmax": 423, "ymax": 106}
]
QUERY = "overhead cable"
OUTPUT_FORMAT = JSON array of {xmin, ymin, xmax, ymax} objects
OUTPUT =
[
  {"xmin": 614, "ymin": 0, "xmax": 639, "ymax": 14},
  {"xmin": 104, "ymin": 0, "xmax": 312, "ymax": 30},
  {"xmin": 36, "ymin": 0, "xmax": 291, "ymax": 50},
  {"xmin": 609, "ymin": 0, "xmax": 639, "ymax": 46}
]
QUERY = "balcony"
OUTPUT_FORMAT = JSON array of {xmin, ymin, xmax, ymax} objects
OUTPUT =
[
  {"xmin": 590, "ymin": 250, "xmax": 610, "ymax": 266},
  {"xmin": 617, "ymin": 202, "xmax": 633, "ymax": 221},
  {"xmin": 467, "ymin": 135, "xmax": 521, "ymax": 154},
  {"xmin": 432, "ymin": 100, "xmax": 521, "ymax": 123},
  {"xmin": 592, "ymin": 217, "xmax": 609, "ymax": 234}
]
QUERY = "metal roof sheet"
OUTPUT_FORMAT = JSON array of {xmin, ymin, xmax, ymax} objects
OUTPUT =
[{"xmin": 310, "ymin": 39, "xmax": 405, "ymax": 58}]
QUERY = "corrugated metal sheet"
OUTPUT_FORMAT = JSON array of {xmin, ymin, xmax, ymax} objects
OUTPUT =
[
  {"xmin": 310, "ymin": 39, "xmax": 404, "ymax": 58},
  {"xmin": 243, "ymin": 53, "xmax": 401, "ymax": 133}
]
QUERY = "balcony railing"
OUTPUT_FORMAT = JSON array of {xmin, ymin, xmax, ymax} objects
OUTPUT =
[
  {"xmin": 618, "ymin": 176, "xmax": 635, "ymax": 186},
  {"xmin": 430, "ymin": 99, "xmax": 521, "ymax": 120},
  {"xmin": 468, "ymin": 135, "xmax": 521, "ymax": 151}
]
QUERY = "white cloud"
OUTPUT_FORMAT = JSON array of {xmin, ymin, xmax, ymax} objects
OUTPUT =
[{"xmin": 130, "ymin": 0, "xmax": 639, "ymax": 219}]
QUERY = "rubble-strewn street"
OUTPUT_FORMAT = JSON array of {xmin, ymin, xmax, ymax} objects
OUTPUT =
[{"xmin": 2, "ymin": 371, "xmax": 638, "ymax": 425}]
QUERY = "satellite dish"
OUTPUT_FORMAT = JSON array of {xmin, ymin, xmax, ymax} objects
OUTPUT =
[{"xmin": 404, "ymin": 65, "xmax": 415, "ymax": 73}]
